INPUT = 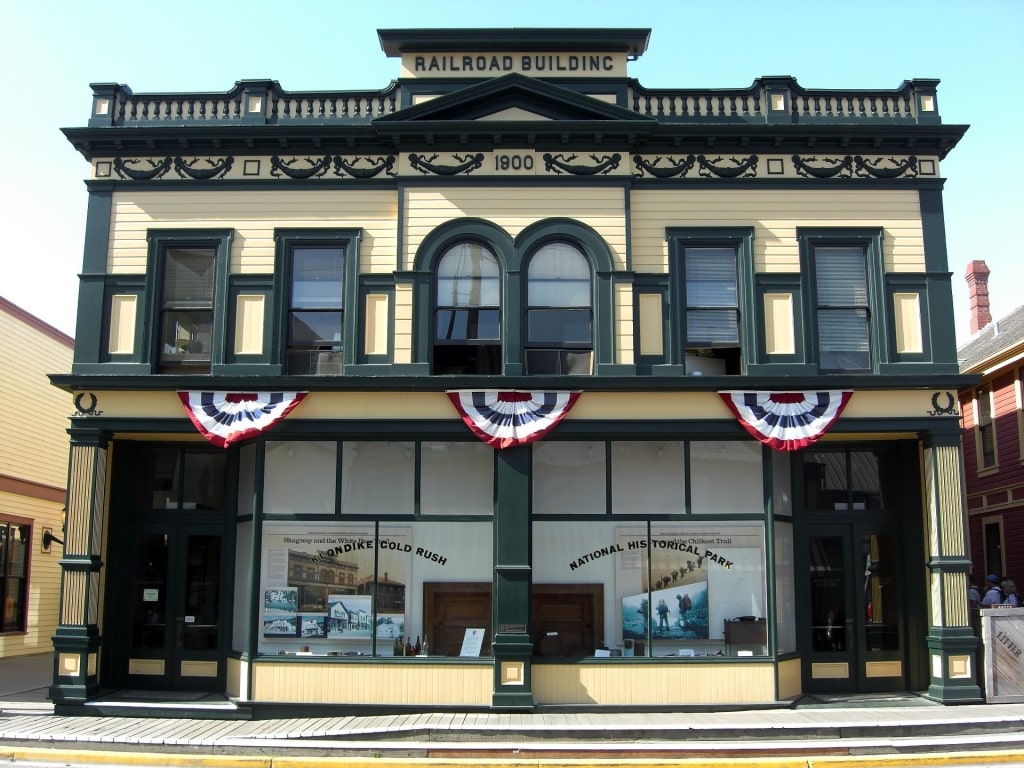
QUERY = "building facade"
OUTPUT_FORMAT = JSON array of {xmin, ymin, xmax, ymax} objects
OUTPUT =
[
  {"xmin": 0, "ymin": 297, "xmax": 73, "ymax": 658},
  {"xmin": 958, "ymin": 261, "xmax": 1024, "ymax": 591},
  {"xmin": 49, "ymin": 28, "xmax": 977, "ymax": 714}
]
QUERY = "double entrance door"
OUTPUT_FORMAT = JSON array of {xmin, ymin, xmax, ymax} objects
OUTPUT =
[
  {"xmin": 111, "ymin": 522, "xmax": 228, "ymax": 691},
  {"xmin": 800, "ymin": 522, "xmax": 908, "ymax": 693}
]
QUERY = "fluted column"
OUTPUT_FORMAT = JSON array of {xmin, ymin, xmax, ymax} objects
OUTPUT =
[
  {"xmin": 921, "ymin": 431, "xmax": 982, "ymax": 702},
  {"xmin": 49, "ymin": 428, "xmax": 109, "ymax": 705}
]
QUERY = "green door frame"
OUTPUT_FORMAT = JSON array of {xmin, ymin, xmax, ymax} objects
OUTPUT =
[{"xmin": 797, "ymin": 521, "xmax": 907, "ymax": 694}]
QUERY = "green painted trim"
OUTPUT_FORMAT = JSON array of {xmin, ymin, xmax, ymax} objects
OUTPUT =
[
  {"xmin": 377, "ymin": 28, "xmax": 651, "ymax": 57},
  {"xmin": 375, "ymin": 73, "xmax": 652, "ymax": 124},
  {"xmin": 73, "ymin": 189, "xmax": 113, "ymax": 366}
]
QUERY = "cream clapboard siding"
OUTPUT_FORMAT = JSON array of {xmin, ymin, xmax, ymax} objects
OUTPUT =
[
  {"xmin": 631, "ymin": 188, "xmax": 925, "ymax": 274},
  {"xmin": 107, "ymin": 190, "xmax": 399, "ymax": 275},
  {"xmin": 0, "ymin": 307, "xmax": 73, "ymax": 489},
  {"xmin": 403, "ymin": 187, "xmax": 627, "ymax": 268},
  {"xmin": 0, "ymin": 302, "xmax": 72, "ymax": 656}
]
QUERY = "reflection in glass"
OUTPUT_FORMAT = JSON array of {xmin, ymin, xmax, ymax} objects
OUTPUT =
[{"xmin": 810, "ymin": 535, "xmax": 846, "ymax": 652}]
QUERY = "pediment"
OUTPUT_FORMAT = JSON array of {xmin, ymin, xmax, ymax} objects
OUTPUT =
[{"xmin": 375, "ymin": 73, "xmax": 651, "ymax": 124}]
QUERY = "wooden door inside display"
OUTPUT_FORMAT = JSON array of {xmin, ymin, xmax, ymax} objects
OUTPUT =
[
  {"xmin": 423, "ymin": 582, "xmax": 492, "ymax": 657},
  {"xmin": 423, "ymin": 582, "xmax": 604, "ymax": 657}
]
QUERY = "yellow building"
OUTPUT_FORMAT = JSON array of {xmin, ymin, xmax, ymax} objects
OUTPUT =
[
  {"xmin": 49, "ymin": 28, "xmax": 978, "ymax": 715},
  {"xmin": 0, "ymin": 297, "xmax": 72, "ymax": 657}
]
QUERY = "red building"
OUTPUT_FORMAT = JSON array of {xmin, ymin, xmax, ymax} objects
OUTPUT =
[{"xmin": 958, "ymin": 260, "xmax": 1024, "ymax": 588}]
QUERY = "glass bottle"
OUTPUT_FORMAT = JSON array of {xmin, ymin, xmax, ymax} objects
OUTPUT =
[
  {"xmin": 421, "ymin": 635, "xmax": 429, "ymax": 656},
  {"xmin": 394, "ymin": 635, "xmax": 404, "ymax": 656},
  {"xmin": 415, "ymin": 635, "xmax": 421, "ymax": 655}
]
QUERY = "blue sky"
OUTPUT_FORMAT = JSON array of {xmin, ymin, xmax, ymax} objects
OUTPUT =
[{"xmin": 2, "ymin": 0, "xmax": 1021, "ymax": 344}]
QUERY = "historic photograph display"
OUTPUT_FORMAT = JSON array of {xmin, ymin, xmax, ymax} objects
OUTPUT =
[{"xmin": 260, "ymin": 525, "xmax": 411, "ymax": 644}]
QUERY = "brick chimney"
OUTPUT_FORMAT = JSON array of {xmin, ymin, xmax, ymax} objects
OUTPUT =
[{"xmin": 966, "ymin": 260, "xmax": 992, "ymax": 334}]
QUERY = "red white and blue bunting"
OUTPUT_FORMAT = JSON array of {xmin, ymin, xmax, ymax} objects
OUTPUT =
[
  {"xmin": 177, "ymin": 391, "xmax": 308, "ymax": 448},
  {"xmin": 718, "ymin": 391, "xmax": 853, "ymax": 451},
  {"xmin": 447, "ymin": 391, "xmax": 580, "ymax": 449}
]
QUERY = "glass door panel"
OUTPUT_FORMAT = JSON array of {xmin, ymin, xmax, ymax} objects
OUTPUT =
[
  {"xmin": 809, "ymin": 535, "xmax": 850, "ymax": 654},
  {"xmin": 124, "ymin": 527, "xmax": 223, "ymax": 691}
]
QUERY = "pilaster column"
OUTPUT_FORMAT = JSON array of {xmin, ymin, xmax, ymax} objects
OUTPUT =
[
  {"xmin": 49, "ymin": 428, "xmax": 109, "ymax": 705},
  {"xmin": 491, "ymin": 446, "xmax": 534, "ymax": 709},
  {"xmin": 921, "ymin": 430, "xmax": 982, "ymax": 702}
]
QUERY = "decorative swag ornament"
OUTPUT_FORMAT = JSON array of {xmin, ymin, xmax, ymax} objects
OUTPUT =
[
  {"xmin": 447, "ymin": 391, "xmax": 580, "ymax": 449},
  {"xmin": 718, "ymin": 391, "xmax": 853, "ymax": 451},
  {"xmin": 177, "ymin": 391, "xmax": 308, "ymax": 448}
]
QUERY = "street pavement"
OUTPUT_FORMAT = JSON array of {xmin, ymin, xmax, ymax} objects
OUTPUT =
[{"xmin": 1, "ymin": 652, "xmax": 1023, "ymax": 766}]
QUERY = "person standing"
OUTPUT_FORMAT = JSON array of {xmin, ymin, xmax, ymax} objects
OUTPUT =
[
  {"xmin": 1001, "ymin": 579, "xmax": 1019, "ymax": 607},
  {"xmin": 981, "ymin": 574, "xmax": 1004, "ymax": 606}
]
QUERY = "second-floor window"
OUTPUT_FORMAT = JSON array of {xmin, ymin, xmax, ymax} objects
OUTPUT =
[
  {"xmin": 684, "ymin": 246, "xmax": 739, "ymax": 374},
  {"xmin": 812, "ymin": 245, "xmax": 871, "ymax": 374},
  {"xmin": 977, "ymin": 384, "xmax": 997, "ymax": 470},
  {"xmin": 286, "ymin": 246, "xmax": 345, "ymax": 375},
  {"xmin": 159, "ymin": 247, "xmax": 215, "ymax": 373},
  {"xmin": 525, "ymin": 241, "xmax": 593, "ymax": 375},
  {"xmin": 434, "ymin": 242, "xmax": 501, "ymax": 375}
]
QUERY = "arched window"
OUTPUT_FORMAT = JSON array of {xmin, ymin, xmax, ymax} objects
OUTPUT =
[
  {"xmin": 433, "ymin": 241, "xmax": 501, "ymax": 374},
  {"xmin": 525, "ymin": 241, "xmax": 592, "ymax": 374}
]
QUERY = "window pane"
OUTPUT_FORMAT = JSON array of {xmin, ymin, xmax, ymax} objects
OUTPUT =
[
  {"xmin": 685, "ymin": 247, "xmax": 737, "ymax": 307},
  {"xmin": 289, "ymin": 311, "xmax": 344, "ymax": 345},
  {"xmin": 528, "ymin": 243, "xmax": 591, "ymax": 307},
  {"xmin": 291, "ymin": 247, "xmax": 344, "ymax": 309},
  {"xmin": 420, "ymin": 442, "xmax": 494, "ymax": 515},
  {"xmin": 341, "ymin": 442, "xmax": 414, "ymax": 515},
  {"xmin": 435, "ymin": 309, "xmax": 500, "ymax": 341},
  {"xmin": 437, "ymin": 243, "xmax": 500, "ymax": 307},
  {"xmin": 816, "ymin": 247, "xmax": 867, "ymax": 306},
  {"xmin": 686, "ymin": 309, "xmax": 739, "ymax": 346},
  {"xmin": 182, "ymin": 452, "xmax": 227, "ymax": 510},
  {"xmin": 527, "ymin": 309, "xmax": 592, "ymax": 344},
  {"xmin": 690, "ymin": 441, "xmax": 763, "ymax": 514},
  {"xmin": 611, "ymin": 442, "xmax": 685, "ymax": 514},
  {"xmin": 264, "ymin": 441, "xmax": 338, "ymax": 515},
  {"xmin": 818, "ymin": 309, "xmax": 870, "ymax": 371},
  {"xmin": 163, "ymin": 248, "xmax": 215, "ymax": 304},
  {"xmin": 160, "ymin": 309, "xmax": 213, "ymax": 361},
  {"xmin": 533, "ymin": 441, "xmax": 606, "ymax": 515}
]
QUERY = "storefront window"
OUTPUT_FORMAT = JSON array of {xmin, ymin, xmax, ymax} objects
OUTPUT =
[
  {"xmin": 611, "ymin": 441, "xmax": 684, "ymax": 514},
  {"xmin": 341, "ymin": 441, "xmax": 414, "ymax": 515},
  {"xmin": 532, "ymin": 520, "xmax": 767, "ymax": 658},
  {"xmin": 257, "ymin": 520, "xmax": 491, "ymax": 657},
  {"xmin": 690, "ymin": 441, "xmax": 763, "ymax": 514},
  {"xmin": 420, "ymin": 442, "xmax": 493, "ymax": 515},
  {"xmin": 532, "ymin": 441, "xmax": 606, "ymax": 515},
  {"xmin": 264, "ymin": 441, "xmax": 336, "ymax": 515},
  {"xmin": 775, "ymin": 520, "xmax": 796, "ymax": 653}
]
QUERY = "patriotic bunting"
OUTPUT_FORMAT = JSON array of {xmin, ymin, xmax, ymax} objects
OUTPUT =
[
  {"xmin": 177, "ymin": 391, "xmax": 308, "ymax": 448},
  {"xmin": 719, "ymin": 391, "xmax": 853, "ymax": 451},
  {"xmin": 447, "ymin": 391, "xmax": 580, "ymax": 449}
]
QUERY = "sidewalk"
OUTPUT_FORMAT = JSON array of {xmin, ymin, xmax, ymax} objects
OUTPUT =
[{"xmin": 1, "ymin": 653, "xmax": 1023, "ymax": 766}]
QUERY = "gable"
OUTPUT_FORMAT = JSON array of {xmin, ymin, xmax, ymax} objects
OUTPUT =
[{"xmin": 375, "ymin": 73, "xmax": 651, "ymax": 125}]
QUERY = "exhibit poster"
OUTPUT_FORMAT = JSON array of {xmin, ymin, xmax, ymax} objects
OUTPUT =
[{"xmin": 261, "ymin": 525, "xmax": 411, "ymax": 641}]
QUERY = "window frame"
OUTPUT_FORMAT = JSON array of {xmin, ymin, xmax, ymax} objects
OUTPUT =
[
  {"xmin": 797, "ymin": 228, "xmax": 885, "ymax": 375},
  {"xmin": 412, "ymin": 218, "xmax": 616, "ymax": 377},
  {"xmin": 273, "ymin": 229, "xmax": 361, "ymax": 376},
  {"xmin": 975, "ymin": 383, "xmax": 998, "ymax": 472},
  {"xmin": 145, "ymin": 230, "xmax": 232, "ymax": 374},
  {"xmin": 523, "ymin": 239, "xmax": 594, "ymax": 375},
  {"xmin": 666, "ymin": 227, "xmax": 754, "ymax": 375},
  {"xmin": 432, "ymin": 240, "xmax": 503, "ymax": 375},
  {"xmin": 0, "ymin": 515, "xmax": 32, "ymax": 634}
]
